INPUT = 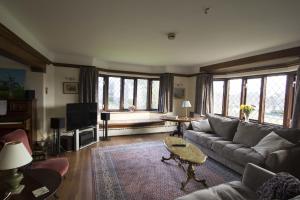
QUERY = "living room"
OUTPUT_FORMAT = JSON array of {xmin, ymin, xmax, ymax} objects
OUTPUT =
[{"xmin": 0, "ymin": 1, "xmax": 300, "ymax": 200}]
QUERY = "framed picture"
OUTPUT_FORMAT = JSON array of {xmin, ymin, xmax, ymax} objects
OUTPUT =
[
  {"xmin": 174, "ymin": 88, "xmax": 185, "ymax": 99},
  {"xmin": 63, "ymin": 82, "xmax": 79, "ymax": 94}
]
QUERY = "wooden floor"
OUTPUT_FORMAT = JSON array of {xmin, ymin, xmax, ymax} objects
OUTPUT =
[{"xmin": 56, "ymin": 132, "xmax": 168, "ymax": 200}]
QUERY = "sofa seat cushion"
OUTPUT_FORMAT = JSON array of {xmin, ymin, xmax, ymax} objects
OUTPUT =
[
  {"xmin": 211, "ymin": 140, "xmax": 233, "ymax": 154},
  {"xmin": 184, "ymin": 130, "xmax": 223, "ymax": 149},
  {"xmin": 233, "ymin": 122, "xmax": 274, "ymax": 147},
  {"xmin": 233, "ymin": 147, "xmax": 265, "ymax": 166},
  {"xmin": 207, "ymin": 114, "xmax": 239, "ymax": 140},
  {"xmin": 176, "ymin": 181, "xmax": 257, "ymax": 200}
]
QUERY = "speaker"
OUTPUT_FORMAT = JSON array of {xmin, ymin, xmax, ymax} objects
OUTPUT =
[
  {"xmin": 25, "ymin": 90, "xmax": 35, "ymax": 100},
  {"xmin": 61, "ymin": 135, "xmax": 74, "ymax": 151},
  {"xmin": 50, "ymin": 118, "xmax": 65, "ymax": 129},
  {"xmin": 101, "ymin": 112, "xmax": 110, "ymax": 121}
]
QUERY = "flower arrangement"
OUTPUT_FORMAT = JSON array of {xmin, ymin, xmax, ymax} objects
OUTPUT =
[
  {"xmin": 128, "ymin": 105, "xmax": 136, "ymax": 112},
  {"xmin": 240, "ymin": 104, "xmax": 255, "ymax": 122}
]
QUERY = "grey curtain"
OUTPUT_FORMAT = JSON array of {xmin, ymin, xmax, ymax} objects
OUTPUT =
[
  {"xmin": 291, "ymin": 66, "xmax": 300, "ymax": 128},
  {"xmin": 79, "ymin": 66, "xmax": 98, "ymax": 103},
  {"xmin": 195, "ymin": 73, "xmax": 214, "ymax": 115},
  {"xmin": 158, "ymin": 73, "xmax": 174, "ymax": 113}
]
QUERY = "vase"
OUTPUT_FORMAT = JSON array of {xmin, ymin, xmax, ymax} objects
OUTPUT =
[{"xmin": 244, "ymin": 114, "xmax": 249, "ymax": 122}]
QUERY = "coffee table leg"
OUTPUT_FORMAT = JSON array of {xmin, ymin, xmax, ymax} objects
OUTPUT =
[
  {"xmin": 161, "ymin": 153, "xmax": 176, "ymax": 162},
  {"xmin": 181, "ymin": 163, "xmax": 207, "ymax": 190}
]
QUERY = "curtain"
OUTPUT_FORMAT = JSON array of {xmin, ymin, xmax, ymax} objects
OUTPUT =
[
  {"xmin": 158, "ymin": 73, "xmax": 174, "ymax": 113},
  {"xmin": 79, "ymin": 66, "xmax": 98, "ymax": 103},
  {"xmin": 291, "ymin": 66, "xmax": 300, "ymax": 128},
  {"xmin": 194, "ymin": 73, "xmax": 214, "ymax": 115}
]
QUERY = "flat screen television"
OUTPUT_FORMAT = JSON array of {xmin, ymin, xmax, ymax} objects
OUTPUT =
[{"xmin": 66, "ymin": 103, "xmax": 97, "ymax": 131}]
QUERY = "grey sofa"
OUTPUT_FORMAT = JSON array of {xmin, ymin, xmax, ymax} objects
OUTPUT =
[
  {"xmin": 176, "ymin": 163, "xmax": 300, "ymax": 200},
  {"xmin": 184, "ymin": 114, "xmax": 300, "ymax": 177}
]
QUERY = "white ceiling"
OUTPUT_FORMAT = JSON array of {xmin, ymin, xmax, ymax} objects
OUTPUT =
[{"xmin": 1, "ymin": 0, "xmax": 300, "ymax": 67}]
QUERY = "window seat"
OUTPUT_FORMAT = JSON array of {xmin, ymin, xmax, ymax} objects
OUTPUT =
[{"xmin": 99, "ymin": 119, "xmax": 165, "ymax": 128}]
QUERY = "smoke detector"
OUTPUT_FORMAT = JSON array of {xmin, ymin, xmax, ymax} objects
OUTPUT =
[{"xmin": 167, "ymin": 32, "xmax": 176, "ymax": 40}]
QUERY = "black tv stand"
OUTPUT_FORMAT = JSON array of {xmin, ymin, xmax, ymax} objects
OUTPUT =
[{"xmin": 73, "ymin": 126, "xmax": 98, "ymax": 151}]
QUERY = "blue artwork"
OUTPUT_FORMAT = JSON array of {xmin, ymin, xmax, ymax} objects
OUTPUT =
[{"xmin": 0, "ymin": 68, "xmax": 26, "ymax": 99}]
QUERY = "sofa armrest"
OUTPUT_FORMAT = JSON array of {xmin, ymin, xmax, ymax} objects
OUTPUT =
[
  {"xmin": 182, "ymin": 122, "xmax": 192, "ymax": 131},
  {"xmin": 242, "ymin": 163, "xmax": 275, "ymax": 192},
  {"xmin": 265, "ymin": 146, "xmax": 300, "ymax": 178}
]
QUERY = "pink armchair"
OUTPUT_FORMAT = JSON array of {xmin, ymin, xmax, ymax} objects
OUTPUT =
[{"xmin": 0, "ymin": 129, "xmax": 69, "ymax": 177}]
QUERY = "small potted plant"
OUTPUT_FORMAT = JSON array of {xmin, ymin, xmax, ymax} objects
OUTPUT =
[{"xmin": 240, "ymin": 104, "xmax": 255, "ymax": 122}]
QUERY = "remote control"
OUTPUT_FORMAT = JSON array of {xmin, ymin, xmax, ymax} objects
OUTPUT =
[{"xmin": 172, "ymin": 144, "xmax": 186, "ymax": 147}]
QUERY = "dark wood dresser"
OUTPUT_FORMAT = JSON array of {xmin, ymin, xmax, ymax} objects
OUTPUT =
[{"xmin": 0, "ymin": 99, "xmax": 37, "ymax": 147}]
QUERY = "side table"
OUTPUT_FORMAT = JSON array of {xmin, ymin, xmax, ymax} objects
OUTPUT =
[
  {"xmin": 161, "ymin": 117, "xmax": 203, "ymax": 137},
  {"xmin": 0, "ymin": 169, "xmax": 62, "ymax": 200}
]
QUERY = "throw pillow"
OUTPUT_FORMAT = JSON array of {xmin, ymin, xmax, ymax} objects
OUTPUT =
[
  {"xmin": 256, "ymin": 172, "xmax": 300, "ymax": 200},
  {"xmin": 191, "ymin": 119, "xmax": 212, "ymax": 133},
  {"xmin": 233, "ymin": 122, "xmax": 274, "ymax": 147},
  {"xmin": 206, "ymin": 114, "xmax": 239, "ymax": 140},
  {"xmin": 252, "ymin": 131, "xmax": 295, "ymax": 158}
]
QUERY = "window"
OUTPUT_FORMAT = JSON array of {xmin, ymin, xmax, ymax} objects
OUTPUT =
[
  {"xmin": 136, "ymin": 79, "xmax": 148, "ymax": 110},
  {"xmin": 98, "ymin": 76, "xmax": 104, "ymax": 110},
  {"xmin": 213, "ymin": 81, "xmax": 224, "ymax": 114},
  {"xmin": 151, "ymin": 80, "xmax": 160, "ymax": 109},
  {"xmin": 245, "ymin": 78, "xmax": 261, "ymax": 120},
  {"xmin": 264, "ymin": 75, "xmax": 287, "ymax": 125},
  {"xmin": 108, "ymin": 77, "xmax": 121, "ymax": 110},
  {"xmin": 228, "ymin": 79, "xmax": 242, "ymax": 117},
  {"xmin": 124, "ymin": 79, "xmax": 134, "ymax": 109},
  {"xmin": 99, "ymin": 75, "xmax": 159, "ymax": 111}
]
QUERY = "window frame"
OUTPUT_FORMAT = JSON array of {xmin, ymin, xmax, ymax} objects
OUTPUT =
[
  {"xmin": 214, "ymin": 71, "xmax": 296, "ymax": 127},
  {"xmin": 98, "ymin": 74, "xmax": 160, "ymax": 112}
]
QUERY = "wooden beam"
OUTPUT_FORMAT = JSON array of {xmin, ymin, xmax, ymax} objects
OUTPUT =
[
  {"xmin": 201, "ymin": 47, "xmax": 300, "ymax": 72},
  {"xmin": 0, "ymin": 23, "xmax": 50, "ymax": 72}
]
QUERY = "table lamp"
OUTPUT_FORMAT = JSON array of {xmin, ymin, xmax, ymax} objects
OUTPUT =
[
  {"xmin": 181, "ymin": 100, "xmax": 192, "ymax": 119},
  {"xmin": 0, "ymin": 141, "xmax": 33, "ymax": 194}
]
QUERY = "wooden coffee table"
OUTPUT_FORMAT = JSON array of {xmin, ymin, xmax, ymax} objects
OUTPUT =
[{"xmin": 161, "ymin": 136, "xmax": 208, "ymax": 190}]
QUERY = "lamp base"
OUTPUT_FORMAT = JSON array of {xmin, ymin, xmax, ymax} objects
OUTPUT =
[
  {"xmin": 11, "ymin": 184, "xmax": 25, "ymax": 194},
  {"xmin": 6, "ymin": 169, "xmax": 25, "ymax": 194}
]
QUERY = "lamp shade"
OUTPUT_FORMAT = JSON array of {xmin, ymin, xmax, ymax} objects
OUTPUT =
[
  {"xmin": 181, "ymin": 100, "xmax": 192, "ymax": 108},
  {"xmin": 0, "ymin": 141, "xmax": 32, "ymax": 170}
]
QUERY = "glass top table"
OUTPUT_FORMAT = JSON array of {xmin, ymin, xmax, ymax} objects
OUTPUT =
[{"xmin": 161, "ymin": 136, "xmax": 208, "ymax": 190}]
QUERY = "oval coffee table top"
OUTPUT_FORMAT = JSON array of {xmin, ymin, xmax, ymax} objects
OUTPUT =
[{"xmin": 164, "ymin": 136, "xmax": 207, "ymax": 165}]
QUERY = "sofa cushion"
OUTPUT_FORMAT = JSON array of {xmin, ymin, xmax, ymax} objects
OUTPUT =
[
  {"xmin": 176, "ymin": 181, "xmax": 257, "ymax": 200},
  {"xmin": 274, "ymin": 128, "xmax": 300, "ymax": 144},
  {"xmin": 233, "ymin": 147, "xmax": 265, "ymax": 166},
  {"xmin": 184, "ymin": 130, "xmax": 223, "ymax": 149},
  {"xmin": 207, "ymin": 114, "xmax": 239, "ymax": 140},
  {"xmin": 211, "ymin": 140, "xmax": 233, "ymax": 154},
  {"xmin": 191, "ymin": 119, "xmax": 212, "ymax": 133},
  {"xmin": 233, "ymin": 122, "xmax": 274, "ymax": 147},
  {"xmin": 252, "ymin": 131, "xmax": 295, "ymax": 158}
]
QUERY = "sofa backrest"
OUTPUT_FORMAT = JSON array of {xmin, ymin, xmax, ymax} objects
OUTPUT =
[
  {"xmin": 233, "ymin": 122, "xmax": 274, "ymax": 147},
  {"xmin": 0, "ymin": 129, "xmax": 32, "ymax": 155},
  {"xmin": 207, "ymin": 114, "xmax": 239, "ymax": 140}
]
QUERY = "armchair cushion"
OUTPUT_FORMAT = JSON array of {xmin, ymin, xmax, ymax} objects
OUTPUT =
[{"xmin": 31, "ymin": 157, "xmax": 69, "ymax": 177}]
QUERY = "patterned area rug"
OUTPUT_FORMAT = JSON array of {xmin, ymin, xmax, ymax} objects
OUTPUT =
[{"xmin": 91, "ymin": 141, "xmax": 241, "ymax": 200}]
